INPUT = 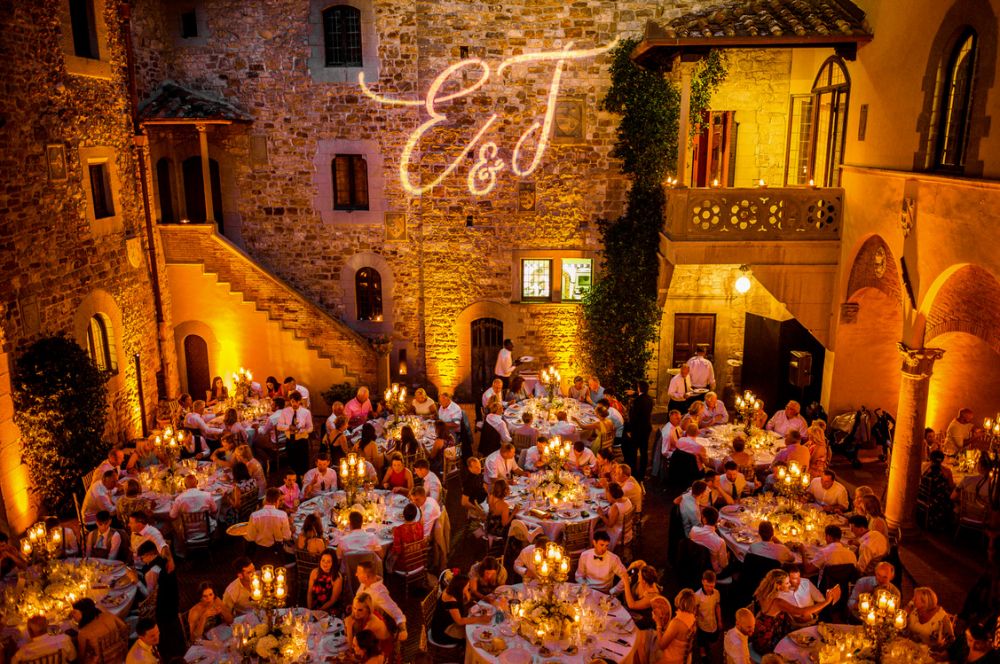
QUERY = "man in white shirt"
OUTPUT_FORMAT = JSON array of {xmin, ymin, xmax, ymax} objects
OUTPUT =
[
  {"xmin": 355, "ymin": 561, "xmax": 408, "ymax": 641},
  {"xmin": 686, "ymin": 346, "xmax": 716, "ymax": 390},
  {"xmin": 700, "ymin": 392, "xmax": 729, "ymax": 427},
  {"xmin": 809, "ymin": 470, "xmax": 850, "ymax": 513},
  {"xmin": 718, "ymin": 461, "xmax": 747, "ymax": 504},
  {"xmin": 245, "ymin": 488, "xmax": 292, "ymax": 549},
  {"xmin": 169, "ymin": 473, "xmax": 218, "ymax": 520},
  {"xmin": 410, "ymin": 486, "xmax": 440, "ymax": 537},
  {"xmin": 494, "ymin": 339, "xmax": 519, "ymax": 389},
  {"xmin": 723, "ymin": 608, "xmax": 755, "ymax": 664},
  {"xmin": 125, "ymin": 618, "xmax": 159, "ymax": 664},
  {"xmin": 258, "ymin": 397, "xmax": 285, "ymax": 445},
  {"xmin": 614, "ymin": 464, "xmax": 643, "ymax": 512},
  {"xmin": 339, "ymin": 510, "xmax": 382, "ymax": 555},
  {"xmin": 575, "ymin": 531, "xmax": 627, "ymax": 594},
  {"xmin": 600, "ymin": 397, "xmax": 625, "ymax": 443},
  {"xmin": 583, "ymin": 376, "xmax": 605, "ymax": 407},
  {"xmin": 436, "ymin": 392, "xmax": 464, "ymax": 431},
  {"xmin": 689, "ymin": 507, "xmax": 729, "ymax": 574},
  {"xmin": 282, "ymin": 376, "xmax": 310, "ymax": 408},
  {"xmin": 667, "ymin": 365, "xmax": 694, "ymax": 411},
  {"xmin": 779, "ymin": 563, "xmax": 827, "ymax": 626},
  {"xmin": 549, "ymin": 411, "xmax": 577, "ymax": 439},
  {"xmin": 481, "ymin": 378, "xmax": 504, "ymax": 410},
  {"xmin": 412, "ymin": 460, "xmax": 442, "ymax": 502},
  {"xmin": 277, "ymin": 391, "xmax": 313, "ymax": 478},
  {"xmin": 847, "ymin": 562, "xmax": 899, "ymax": 618},
  {"xmin": 91, "ymin": 446, "xmax": 126, "ymax": 485},
  {"xmin": 747, "ymin": 521, "xmax": 795, "ymax": 563},
  {"xmin": 678, "ymin": 481, "xmax": 709, "ymax": 536},
  {"xmin": 223, "ymin": 557, "xmax": 256, "ymax": 615},
  {"xmin": 11, "ymin": 615, "xmax": 76, "ymax": 664},
  {"xmin": 766, "ymin": 400, "xmax": 809, "ymax": 437},
  {"xmin": 302, "ymin": 452, "xmax": 339, "ymax": 498},
  {"xmin": 82, "ymin": 470, "xmax": 118, "ymax": 524},
  {"xmin": 523, "ymin": 437, "xmax": 547, "ymax": 472},
  {"xmin": 848, "ymin": 515, "xmax": 889, "ymax": 574},
  {"xmin": 804, "ymin": 525, "xmax": 857, "ymax": 575},
  {"xmin": 184, "ymin": 400, "xmax": 223, "ymax": 446},
  {"xmin": 567, "ymin": 440, "xmax": 597, "ymax": 474},
  {"xmin": 675, "ymin": 423, "xmax": 709, "ymax": 470},
  {"xmin": 484, "ymin": 443, "xmax": 524, "ymax": 486},
  {"xmin": 513, "ymin": 535, "xmax": 548, "ymax": 580},
  {"xmin": 944, "ymin": 408, "xmax": 974, "ymax": 456},
  {"xmin": 483, "ymin": 402, "xmax": 512, "ymax": 445}
]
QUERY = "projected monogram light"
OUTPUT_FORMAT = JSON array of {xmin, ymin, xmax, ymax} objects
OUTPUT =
[{"xmin": 359, "ymin": 40, "xmax": 618, "ymax": 196}]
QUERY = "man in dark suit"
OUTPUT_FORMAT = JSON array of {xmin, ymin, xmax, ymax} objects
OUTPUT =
[{"xmin": 626, "ymin": 380, "xmax": 654, "ymax": 479}]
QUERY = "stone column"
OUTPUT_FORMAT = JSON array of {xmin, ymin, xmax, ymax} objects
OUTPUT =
[
  {"xmin": 885, "ymin": 342, "xmax": 945, "ymax": 534},
  {"xmin": 195, "ymin": 123, "xmax": 215, "ymax": 225}
]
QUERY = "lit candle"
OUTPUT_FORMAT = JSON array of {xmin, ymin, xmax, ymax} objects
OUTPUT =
[
  {"xmin": 251, "ymin": 586, "xmax": 263, "ymax": 601},
  {"xmin": 276, "ymin": 567, "xmax": 287, "ymax": 584},
  {"xmin": 894, "ymin": 609, "xmax": 906, "ymax": 630},
  {"xmin": 858, "ymin": 594, "xmax": 870, "ymax": 613},
  {"xmin": 275, "ymin": 583, "xmax": 286, "ymax": 600},
  {"xmin": 877, "ymin": 593, "xmax": 887, "ymax": 610},
  {"xmin": 21, "ymin": 539, "xmax": 31, "ymax": 556},
  {"xmin": 867, "ymin": 610, "xmax": 876, "ymax": 625}
]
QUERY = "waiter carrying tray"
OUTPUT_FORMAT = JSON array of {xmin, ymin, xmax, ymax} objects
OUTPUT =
[
  {"xmin": 494, "ymin": 339, "xmax": 522, "ymax": 390},
  {"xmin": 686, "ymin": 344, "xmax": 716, "ymax": 391}
]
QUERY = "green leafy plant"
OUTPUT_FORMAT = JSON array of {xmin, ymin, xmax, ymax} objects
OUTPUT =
[
  {"xmin": 322, "ymin": 381, "xmax": 357, "ymax": 407},
  {"xmin": 583, "ymin": 39, "xmax": 726, "ymax": 393},
  {"xmin": 12, "ymin": 336, "xmax": 110, "ymax": 515}
]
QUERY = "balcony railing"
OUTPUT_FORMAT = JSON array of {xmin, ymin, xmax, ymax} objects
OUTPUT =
[{"xmin": 664, "ymin": 186, "xmax": 843, "ymax": 241}]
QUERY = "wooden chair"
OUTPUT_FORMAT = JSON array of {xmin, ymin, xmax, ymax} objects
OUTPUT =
[
  {"xmin": 619, "ymin": 509, "xmax": 638, "ymax": 563},
  {"xmin": 562, "ymin": 519, "xmax": 592, "ymax": 571},
  {"xmin": 178, "ymin": 510, "xmax": 213, "ymax": 560},
  {"xmin": 391, "ymin": 537, "xmax": 430, "ymax": 598},
  {"xmin": 178, "ymin": 609, "xmax": 192, "ymax": 650},
  {"xmin": 511, "ymin": 431, "xmax": 535, "ymax": 453},
  {"xmin": 420, "ymin": 587, "xmax": 462, "ymax": 662},
  {"xmin": 344, "ymin": 552, "xmax": 383, "ymax": 599},
  {"xmin": 19, "ymin": 652, "xmax": 65, "ymax": 664},
  {"xmin": 95, "ymin": 626, "xmax": 129, "ymax": 664},
  {"xmin": 294, "ymin": 549, "xmax": 322, "ymax": 605},
  {"xmin": 955, "ymin": 488, "xmax": 991, "ymax": 539},
  {"xmin": 81, "ymin": 469, "xmax": 96, "ymax": 494},
  {"xmin": 237, "ymin": 488, "xmax": 260, "ymax": 522}
]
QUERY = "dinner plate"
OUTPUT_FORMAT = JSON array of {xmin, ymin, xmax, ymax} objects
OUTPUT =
[
  {"xmin": 319, "ymin": 634, "xmax": 347, "ymax": 657},
  {"xmin": 470, "ymin": 603, "xmax": 496, "ymax": 618},
  {"xmin": 558, "ymin": 509, "xmax": 579, "ymax": 518},
  {"xmin": 499, "ymin": 648, "xmax": 533, "ymax": 664},
  {"xmin": 475, "ymin": 626, "xmax": 496, "ymax": 641},
  {"xmin": 719, "ymin": 505, "xmax": 744, "ymax": 515}
]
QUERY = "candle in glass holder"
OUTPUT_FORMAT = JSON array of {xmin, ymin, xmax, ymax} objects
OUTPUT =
[
  {"xmin": 21, "ymin": 539, "xmax": 31, "ymax": 556},
  {"xmin": 262, "ymin": 565, "xmax": 274, "ymax": 584},
  {"xmin": 275, "ymin": 583, "xmax": 286, "ymax": 600},
  {"xmin": 251, "ymin": 585, "xmax": 263, "ymax": 601},
  {"xmin": 894, "ymin": 609, "xmax": 906, "ymax": 630},
  {"xmin": 859, "ymin": 593, "xmax": 871, "ymax": 613},
  {"xmin": 866, "ymin": 610, "xmax": 876, "ymax": 625}
]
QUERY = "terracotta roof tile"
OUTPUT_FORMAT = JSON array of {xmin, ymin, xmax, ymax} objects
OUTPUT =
[
  {"xmin": 139, "ymin": 81, "xmax": 253, "ymax": 124},
  {"xmin": 661, "ymin": 0, "xmax": 870, "ymax": 40}
]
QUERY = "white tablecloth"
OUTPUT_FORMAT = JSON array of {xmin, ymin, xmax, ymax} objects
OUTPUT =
[
  {"xmin": 137, "ymin": 462, "xmax": 232, "ymax": 520},
  {"xmin": 703, "ymin": 424, "xmax": 783, "ymax": 471},
  {"xmin": 717, "ymin": 501, "xmax": 845, "ymax": 562},
  {"xmin": 503, "ymin": 399, "xmax": 597, "ymax": 438},
  {"xmin": 291, "ymin": 490, "xmax": 410, "ymax": 556},
  {"xmin": 505, "ymin": 478, "xmax": 608, "ymax": 542},
  {"xmin": 184, "ymin": 608, "xmax": 346, "ymax": 663},
  {"xmin": 464, "ymin": 583, "xmax": 639, "ymax": 664}
]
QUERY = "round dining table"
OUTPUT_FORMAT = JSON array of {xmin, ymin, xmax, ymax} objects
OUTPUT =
[
  {"xmin": 774, "ymin": 624, "xmax": 936, "ymax": 664},
  {"xmin": 184, "ymin": 607, "xmax": 348, "ymax": 663},
  {"xmin": 291, "ymin": 490, "xmax": 410, "ymax": 557},
  {"xmin": 702, "ymin": 424, "xmax": 783, "ymax": 471},
  {"xmin": 505, "ymin": 475, "xmax": 609, "ymax": 542},
  {"xmin": 136, "ymin": 461, "xmax": 233, "ymax": 520},
  {"xmin": 463, "ymin": 583, "xmax": 639, "ymax": 664},
  {"xmin": 503, "ymin": 398, "xmax": 598, "ymax": 438},
  {"xmin": 717, "ymin": 499, "xmax": 847, "ymax": 562}
]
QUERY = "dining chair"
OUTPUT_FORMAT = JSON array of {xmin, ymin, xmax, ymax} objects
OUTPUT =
[{"xmin": 391, "ymin": 537, "xmax": 430, "ymax": 598}]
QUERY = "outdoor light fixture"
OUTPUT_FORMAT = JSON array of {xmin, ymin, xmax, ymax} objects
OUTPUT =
[{"xmin": 734, "ymin": 265, "xmax": 752, "ymax": 294}]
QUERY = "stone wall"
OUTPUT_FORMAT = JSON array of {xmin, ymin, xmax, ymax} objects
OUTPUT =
[{"xmin": 0, "ymin": 1, "xmax": 165, "ymax": 527}]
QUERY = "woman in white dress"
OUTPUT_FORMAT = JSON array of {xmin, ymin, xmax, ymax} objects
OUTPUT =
[{"xmin": 599, "ymin": 482, "xmax": 633, "ymax": 550}]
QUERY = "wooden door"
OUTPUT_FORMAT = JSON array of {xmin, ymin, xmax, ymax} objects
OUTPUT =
[
  {"xmin": 183, "ymin": 334, "xmax": 211, "ymax": 400},
  {"xmin": 691, "ymin": 111, "xmax": 735, "ymax": 187},
  {"xmin": 673, "ymin": 314, "xmax": 716, "ymax": 365},
  {"xmin": 471, "ymin": 318, "xmax": 503, "ymax": 418}
]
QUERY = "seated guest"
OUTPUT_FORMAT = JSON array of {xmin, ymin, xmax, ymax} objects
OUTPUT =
[
  {"xmin": 345, "ymin": 594, "xmax": 393, "ymax": 658},
  {"xmin": 748, "ymin": 522, "xmax": 795, "ymax": 564},
  {"xmin": 803, "ymin": 525, "xmax": 857, "ymax": 575},
  {"xmin": 410, "ymin": 486, "xmax": 440, "ymax": 542},
  {"xmin": 221, "ymin": 407, "xmax": 249, "ymax": 446},
  {"xmin": 766, "ymin": 401, "xmax": 809, "ymax": 437},
  {"xmin": 184, "ymin": 400, "xmax": 222, "ymax": 450},
  {"xmin": 659, "ymin": 409, "xmax": 683, "ymax": 456},
  {"xmin": 568, "ymin": 375, "xmax": 587, "ymax": 401},
  {"xmin": 550, "ymin": 410, "xmax": 578, "ymax": 439},
  {"xmin": 469, "ymin": 555, "xmax": 507, "ymax": 601},
  {"xmin": 751, "ymin": 570, "xmax": 838, "ymax": 655},
  {"xmin": 848, "ymin": 514, "xmax": 888, "ymax": 574},
  {"xmin": 481, "ymin": 378, "xmax": 504, "ymax": 410},
  {"xmin": 806, "ymin": 424, "xmax": 829, "ymax": 476},
  {"xmin": 678, "ymin": 480, "xmax": 710, "ymax": 536},
  {"xmin": 599, "ymin": 482, "xmax": 633, "ymax": 549},
  {"xmin": 568, "ymin": 439, "xmax": 597, "ymax": 474},
  {"xmin": 296, "ymin": 513, "xmax": 326, "ymax": 555},
  {"xmin": 210, "ymin": 432, "xmax": 238, "ymax": 468},
  {"xmin": 680, "ymin": 401, "xmax": 705, "ymax": 434},
  {"xmin": 412, "ymin": 459, "xmax": 441, "ymax": 502},
  {"xmin": 484, "ymin": 443, "xmax": 525, "ymax": 487},
  {"xmin": 595, "ymin": 447, "xmax": 617, "ymax": 482},
  {"xmin": 187, "ymin": 582, "xmax": 233, "ymax": 641},
  {"xmin": 724, "ymin": 608, "xmax": 756, "ymax": 664},
  {"xmin": 848, "ymin": 562, "xmax": 900, "ymax": 619},
  {"xmin": 436, "ymin": 392, "xmax": 463, "ymax": 431},
  {"xmin": 168, "ymin": 473, "xmax": 218, "ymax": 522},
  {"xmin": 431, "ymin": 573, "xmax": 490, "ymax": 645},
  {"xmin": 206, "ymin": 376, "xmax": 228, "ymax": 407},
  {"xmin": 622, "ymin": 560, "xmax": 662, "ymax": 630},
  {"xmin": 245, "ymin": 488, "xmax": 292, "ymax": 552},
  {"xmin": 486, "ymin": 479, "xmax": 519, "ymax": 538},
  {"xmin": 772, "ymin": 430, "xmax": 811, "ymax": 471},
  {"xmin": 264, "ymin": 376, "xmax": 281, "ymax": 399},
  {"xmin": 353, "ymin": 560, "xmax": 408, "ymax": 640},
  {"xmin": 344, "ymin": 386, "xmax": 373, "ymax": 428},
  {"xmin": 127, "ymin": 512, "xmax": 170, "ymax": 564},
  {"xmin": 278, "ymin": 471, "xmax": 301, "ymax": 511},
  {"xmin": 127, "ymin": 622, "xmax": 160, "ymax": 663},
  {"xmin": 85, "ymin": 511, "xmax": 122, "ymax": 560},
  {"xmin": 126, "ymin": 439, "xmax": 159, "ymax": 472},
  {"xmin": 83, "ymin": 470, "xmax": 119, "ymax": 525},
  {"xmin": 689, "ymin": 506, "xmax": 729, "ymax": 575},
  {"xmin": 718, "ymin": 461, "xmax": 747, "ymax": 504},
  {"xmin": 410, "ymin": 388, "xmax": 437, "ymax": 417},
  {"xmin": 809, "ymin": 469, "xmax": 850, "ymax": 513},
  {"xmin": 257, "ymin": 397, "xmax": 285, "ymax": 450},
  {"xmin": 387, "ymin": 504, "xmax": 424, "ymax": 573},
  {"xmin": 307, "ymin": 549, "xmax": 344, "ymax": 614},
  {"xmin": 340, "ymin": 511, "xmax": 382, "ymax": 556},
  {"xmin": 282, "ymin": 377, "xmax": 310, "ymax": 408},
  {"xmin": 676, "ymin": 423, "xmax": 709, "ymax": 470},
  {"xmin": 422, "ymin": 421, "xmax": 449, "ymax": 473},
  {"xmin": 951, "ymin": 454, "xmax": 992, "ymax": 519},
  {"xmin": 352, "ymin": 629, "xmax": 384, "ymax": 664},
  {"xmin": 72, "ymin": 597, "xmax": 128, "ymax": 664},
  {"xmin": 228, "ymin": 461, "xmax": 261, "ymax": 513},
  {"xmin": 727, "ymin": 435, "xmax": 756, "ymax": 483},
  {"xmin": 513, "ymin": 535, "xmax": 548, "ymax": 580},
  {"xmin": 512, "ymin": 412, "xmax": 539, "ymax": 446},
  {"xmin": 483, "ymin": 401, "xmax": 513, "ymax": 446},
  {"xmin": 584, "ymin": 375, "xmax": 605, "ymax": 406},
  {"xmin": 964, "ymin": 621, "xmax": 998, "ymax": 663},
  {"xmin": 396, "ymin": 425, "xmax": 423, "ymax": 465},
  {"xmin": 91, "ymin": 446, "xmax": 126, "ymax": 485},
  {"xmin": 223, "ymin": 557, "xmax": 256, "ymax": 615},
  {"xmin": 615, "ymin": 463, "xmax": 643, "ymax": 512},
  {"xmin": 381, "ymin": 452, "xmax": 414, "ymax": 495},
  {"xmin": 460, "ymin": 457, "xmax": 488, "ymax": 520},
  {"xmin": 700, "ymin": 391, "xmax": 729, "ymax": 427},
  {"xmin": 576, "ymin": 530, "xmax": 627, "ymax": 594},
  {"xmin": 303, "ymin": 452, "xmax": 339, "ymax": 498},
  {"xmin": 523, "ymin": 436, "xmax": 548, "ymax": 472},
  {"xmin": 855, "ymin": 493, "xmax": 890, "ymax": 539},
  {"xmin": 505, "ymin": 375, "xmax": 530, "ymax": 403},
  {"xmin": 919, "ymin": 449, "xmax": 955, "ymax": 530},
  {"xmin": 357, "ymin": 423, "xmax": 385, "ymax": 473},
  {"xmin": 11, "ymin": 614, "xmax": 76, "ymax": 664},
  {"xmin": 778, "ymin": 563, "xmax": 825, "ymax": 627}
]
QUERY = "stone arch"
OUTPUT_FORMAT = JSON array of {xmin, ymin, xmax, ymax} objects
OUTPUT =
[
  {"xmin": 164, "ymin": 138, "xmax": 243, "ymax": 243},
  {"xmin": 452, "ymin": 300, "xmax": 524, "ymax": 400},
  {"xmin": 925, "ymin": 264, "xmax": 1000, "ymax": 355},
  {"xmin": 845, "ymin": 234, "xmax": 903, "ymax": 307},
  {"xmin": 340, "ymin": 252, "xmax": 394, "ymax": 338},
  {"xmin": 172, "ymin": 319, "xmax": 222, "ymax": 397}
]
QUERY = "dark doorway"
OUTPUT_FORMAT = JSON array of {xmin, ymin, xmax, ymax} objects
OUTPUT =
[
  {"xmin": 182, "ymin": 156, "xmax": 224, "ymax": 234},
  {"xmin": 183, "ymin": 334, "xmax": 211, "ymax": 401},
  {"xmin": 673, "ymin": 314, "xmax": 716, "ymax": 366},
  {"xmin": 742, "ymin": 313, "xmax": 826, "ymax": 412},
  {"xmin": 156, "ymin": 158, "xmax": 174, "ymax": 222},
  {"xmin": 471, "ymin": 318, "xmax": 503, "ymax": 420},
  {"xmin": 691, "ymin": 111, "xmax": 735, "ymax": 187}
]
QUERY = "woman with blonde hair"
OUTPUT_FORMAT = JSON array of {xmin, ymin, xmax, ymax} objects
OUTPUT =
[
  {"xmin": 680, "ymin": 401, "xmax": 705, "ymax": 433},
  {"xmin": 806, "ymin": 424, "xmax": 829, "ymax": 475},
  {"xmin": 624, "ymin": 561, "xmax": 662, "ymax": 630},
  {"xmin": 233, "ymin": 444, "xmax": 266, "ymax": 499},
  {"xmin": 126, "ymin": 439, "xmax": 159, "ymax": 471},
  {"xmin": 751, "ymin": 569, "xmax": 838, "ymax": 654},
  {"xmin": 576, "ymin": 405, "xmax": 614, "ymax": 454},
  {"xmin": 906, "ymin": 586, "xmax": 954, "ymax": 649},
  {"xmin": 410, "ymin": 388, "xmax": 437, "ymax": 417},
  {"xmin": 651, "ymin": 588, "xmax": 697, "ymax": 664}
]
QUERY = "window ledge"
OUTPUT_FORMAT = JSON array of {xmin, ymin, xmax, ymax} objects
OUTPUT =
[{"xmin": 65, "ymin": 55, "xmax": 112, "ymax": 80}]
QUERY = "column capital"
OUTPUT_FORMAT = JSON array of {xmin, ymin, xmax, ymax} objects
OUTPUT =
[
  {"xmin": 194, "ymin": 122, "xmax": 208, "ymax": 133},
  {"xmin": 896, "ymin": 342, "xmax": 945, "ymax": 377}
]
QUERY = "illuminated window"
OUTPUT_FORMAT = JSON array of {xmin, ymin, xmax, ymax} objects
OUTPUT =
[
  {"xmin": 935, "ymin": 30, "xmax": 978, "ymax": 170},
  {"xmin": 86, "ymin": 314, "xmax": 117, "ymax": 373},
  {"xmin": 521, "ymin": 259, "xmax": 552, "ymax": 301},
  {"xmin": 332, "ymin": 154, "xmax": 369, "ymax": 211},
  {"xmin": 784, "ymin": 95, "xmax": 814, "ymax": 185},
  {"xmin": 68, "ymin": 0, "xmax": 99, "ymax": 59},
  {"xmin": 88, "ymin": 163, "xmax": 115, "ymax": 219},
  {"xmin": 561, "ymin": 258, "xmax": 593, "ymax": 302},
  {"xmin": 809, "ymin": 57, "xmax": 850, "ymax": 187},
  {"xmin": 355, "ymin": 267, "xmax": 383, "ymax": 321},
  {"xmin": 322, "ymin": 5, "xmax": 362, "ymax": 67}
]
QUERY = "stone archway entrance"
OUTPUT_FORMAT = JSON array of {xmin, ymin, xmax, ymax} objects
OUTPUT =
[
  {"xmin": 183, "ymin": 334, "xmax": 211, "ymax": 400},
  {"xmin": 470, "ymin": 318, "xmax": 503, "ymax": 419}
]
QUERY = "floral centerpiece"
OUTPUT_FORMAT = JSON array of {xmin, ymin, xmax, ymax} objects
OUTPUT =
[
  {"xmin": 231, "ymin": 367, "xmax": 254, "ymax": 403},
  {"xmin": 233, "ymin": 613, "xmax": 309, "ymax": 662},
  {"xmin": 527, "ymin": 469, "xmax": 586, "ymax": 506},
  {"xmin": 957, "ymin": 448, "xmax": 982, "ymax": 474},
  {"xmin": 738, "ymin": 495, "xmax": 834, "ymax": 544},
  {"xmin": 382, "ymin": 414, "xmax": 425, "ymax": 444},
  {"xmin": 5, "ymin": 559, "xmax": 111, "ymax": 624}
]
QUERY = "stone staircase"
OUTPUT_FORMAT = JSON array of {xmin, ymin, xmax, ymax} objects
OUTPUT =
[{"xmin": 159, "ymin": 224, "xmax": 376, "ymax": 385}]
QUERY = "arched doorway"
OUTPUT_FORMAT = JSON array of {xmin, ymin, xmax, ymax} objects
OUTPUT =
[
  {"xmin": 182, "ymin": 156, "xmax": 224, "ymax": 234},
  {"xmin": 183, "ymin": 334, "xmax": 211, "ymax": 401},
  {"xmin": 470, "ymin": 318, "xmax": 503, "ymax": 419}
]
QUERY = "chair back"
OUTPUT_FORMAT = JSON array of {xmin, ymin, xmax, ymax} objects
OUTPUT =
[
  {"xmin": 295, "ymin": 549, "xmax": 322, "ymax": 604},
  {"xmin": 81, "ymin": 469, "xmax": 96, "ymax": 493},
  {"xmin": 621, "ymin": 509, "xmax": 637, "ymax": 548},
  {"xmin": 667, "ymin": 450, "xmax": 701, "ymax": 488},
  {"xmin": 562, "ymin": 519, "xmax": 592, "ymax": 570},
  {"xmin": 237, "ymin": 488, "xmax": 259, "ymax": 522},
  {"xmin": 675, "ymin": 538, "xmax": 713, "ymax": 589},
  {"xmin": 667, "ymin": 502, "xmax": 685, "ymax": 564},
  {"xmin": 478, "ymin": 421, "xmax": 502, "ymax": 457},
  {"xmin": 431, "ymin": 509, "xmax": 451, "ymax": 571},
  {"xmin": 958, "ymin": 485, "xmax": 990, "ymax": 524},
  {"xmin": 819, "ymin": 562, "xmax": 858, "ymax": 614},
  {"xmin": 512, "ymin": 432, "xmax": 535, "ymax": 452},
  {"xmin": 344, "ymin": 552, "xmax": 382, "ymax": 597},
  {"xmin": 96, "ymin": 626, "xmax": 128, "ymax": 664},
  {"xmin": 396, "ymin": 537, "xmax": 429, "ymax": 575},
  {"xmin": 20, "ymin": 652, "xmax": 65, "ymax": 664},
  {"xmin": 181, "ymin": 510, "xmax": 212, "ymax": 544},
  {"xmin": 419, "ymin": 587, "xmax": 440, "ymax": 652},
  {"xmin": 735, "ymin": 553, "xmax": 782, "ymax": 607},
  {"xmin": 507, "ymin": 519, "xmax": 542, "ymax": 545},
  {"xmin": 178, "ymin": 609, "xmax": 192, "ymax": 649}
]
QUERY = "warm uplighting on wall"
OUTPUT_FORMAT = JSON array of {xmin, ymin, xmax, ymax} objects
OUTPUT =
[{"xmin": 734, "ymin": 265, "xmax": 753, "ymax": 294}]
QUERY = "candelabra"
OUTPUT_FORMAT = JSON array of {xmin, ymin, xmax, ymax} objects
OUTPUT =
[
  {"xmin": 153, "ymin": 427, "xmax": 186, "ymax": 470},
  {"xmin": 20, "ymin": 522, "xmax": 63, "ymax": 580},
  {"xmin": 734, "ymin": 390, "xmax": 763, "ymax": 436},
  {"xmin": 339, "ymin": 453, "xmax": 367, "ymax": 506},
  {"xmin": 384, "ymin": 383, "xmax": 407, "ymax": 417},
  {"xmin": 533, "ymin": 541, "xmax": 570, "ymax": 588},
  {"xmin": 231, "ymin": 367, "xmax": 253, "ymax": 402},
  {"xmin": 539, "ymin": 366, "xmax": 561, "ymax": 403},
  {"xmin": 858, "ymin": 588, "xmax": 906, "ymax": 655},
  {"xmin": 774, "ymin": 461, "xmax": 811, "ymax": 500},
  {"xmin": 250, "ymin": 564, "xmax": 287, "ymax": 631},
  {"xmin": 541, "ymin": 436, "xmax": 571, "ymax": 473}
]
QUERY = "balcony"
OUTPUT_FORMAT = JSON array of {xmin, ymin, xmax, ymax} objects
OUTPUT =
[{"xmin": 664, "ymin": 186, "xmax": 843, "ymax": 241}]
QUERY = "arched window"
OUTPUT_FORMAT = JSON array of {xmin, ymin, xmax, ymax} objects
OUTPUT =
[
  {"xmin": 355, "ymin": 267, "xmax": 383, "ymax": 321},
  {"xmin": 810, "ymin": 57, "xmax": 850, "ymax": 187},
  {"xmin": 935, "ymin": 30, "xmax": 978, "ymax": 170},
  {"xmin": 322, "ymin": 5, "xmax": 362, "ymax": 67},
  {"xmin": 86, "ymin": 313, "xmax": 117, "ymax": 373}
]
